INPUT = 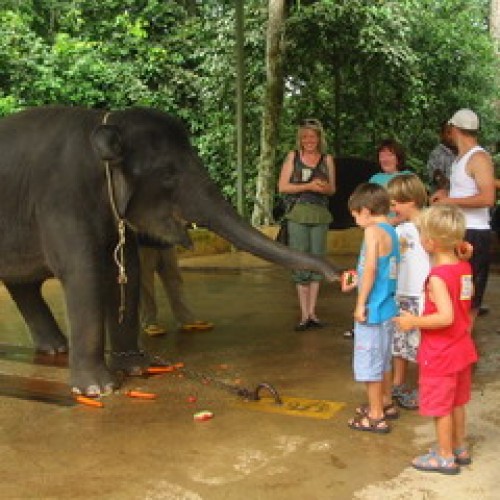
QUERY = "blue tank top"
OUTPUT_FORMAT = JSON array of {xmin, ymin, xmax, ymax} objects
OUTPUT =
[{"xmin": 357, "ymin": 222, "xmax": 400, "ymax": 324}]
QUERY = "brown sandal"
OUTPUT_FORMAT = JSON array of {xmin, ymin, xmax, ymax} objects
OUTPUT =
[
  {"xmin": 348, "ymin": 414, "xmax": 391, "ymax": 434},
  {"xmin": 355, "ymin": 402, "xmax": 400, "ymax": 420}
]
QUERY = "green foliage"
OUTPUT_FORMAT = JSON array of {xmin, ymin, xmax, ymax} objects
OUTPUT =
[
  {"xmin": 0, "ymin": 0, "xmax": 498, "ymax": 213},
  {"xmin": 282, "ymin": 0, "xmax": 498, "ymax": 178}
]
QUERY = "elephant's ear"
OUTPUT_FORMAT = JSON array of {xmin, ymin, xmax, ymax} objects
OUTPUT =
[
  {"xmin": 91, "ymin": 124, "xmax": 132, "ymax": 217},
  {"xmin": 91, "ymin": 124, "xmax": 123, "ymax": 162}
]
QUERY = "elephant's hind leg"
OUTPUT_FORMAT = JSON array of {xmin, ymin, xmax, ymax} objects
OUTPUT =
[{"xmin": 5, "ymin": 281, "xmax": 68, "ymax": 354}]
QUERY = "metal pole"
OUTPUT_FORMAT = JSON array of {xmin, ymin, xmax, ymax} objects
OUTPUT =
[{"xmin": 235, "ymin": 0, "xmax": 245, "ymax": 217}]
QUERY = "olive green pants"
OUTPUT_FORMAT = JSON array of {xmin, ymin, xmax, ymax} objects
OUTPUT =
[{"xmin": 287, "ymin": 220, "xmax": 329, "ymax": 284}]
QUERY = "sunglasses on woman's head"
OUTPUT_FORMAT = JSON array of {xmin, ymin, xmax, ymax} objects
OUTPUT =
[{"xmin": 300, "ymin": 118, "xmax": 321, "ymax": 127}]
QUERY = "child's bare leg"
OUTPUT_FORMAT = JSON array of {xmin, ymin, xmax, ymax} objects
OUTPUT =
[
  {"xmin": 435, "ymin": 414, "xmax": 454, "ymax": 458},
  {"xmin": 392, "ymin": 356, "xmax": 407, "ymax": 387},
  {"xmin": 452, "ymin": 405, "xmax": 466, "ymax": 449},
  {"xmin": 366, "ymin": 381, "xmax": 384, "ymax": 419},
  {"xmin": 383, "ymin": 370, "xmax": 393, "ymax": 406},
  {"xmin": 469, "ymin": 309, "xmax": 478, "ymax": 331}
]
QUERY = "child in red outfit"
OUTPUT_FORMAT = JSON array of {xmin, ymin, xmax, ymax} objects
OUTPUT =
[{"xmin": 394, "ymin": 204, "xmax": 477, "ymax": 475}]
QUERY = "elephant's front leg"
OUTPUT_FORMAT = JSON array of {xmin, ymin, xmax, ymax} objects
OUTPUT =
[
  {"xmin": 62, "ymin": 271, "xmax": 117, "ymax": 396},
  {"xmin": 4, "ymin": 281, "xmax": 69, "ymax": 354},
  {"xmin": 106, "ymin": 239, "xmax": 154, "ymax": 375}
]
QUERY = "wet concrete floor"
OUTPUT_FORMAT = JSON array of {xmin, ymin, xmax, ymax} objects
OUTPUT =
[{"xmin": 0, "ymin": 252, "xmax": 499, "ymax": 499}]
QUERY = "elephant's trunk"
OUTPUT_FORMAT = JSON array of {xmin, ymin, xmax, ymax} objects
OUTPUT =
[{"xmin": 178, "ymin": 175, "xmax": 340, "ymax": 281}]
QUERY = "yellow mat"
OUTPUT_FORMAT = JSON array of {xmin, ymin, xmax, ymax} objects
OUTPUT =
[{"xmin": 235, "ymin": 396, "xmax": 346, "ymax": 420}]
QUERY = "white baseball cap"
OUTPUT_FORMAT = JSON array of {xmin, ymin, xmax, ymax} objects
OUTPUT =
[{"xmin": 448, "ymin": 108, "xmax": 479, "ymax": 131}]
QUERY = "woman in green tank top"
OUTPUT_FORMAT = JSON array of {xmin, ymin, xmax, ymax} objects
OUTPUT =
[{"xmin": 278, "ymin": 119, "xmax": 336, "ymax": 331}]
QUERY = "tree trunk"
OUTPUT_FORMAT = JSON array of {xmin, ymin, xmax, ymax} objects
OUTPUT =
[
  {"xmin": 491, "ymin": 0, "xmax": 500, "ymax": 49},
  {"xmin": 251, "ymin": 0, "xmax": 287, "ymax": 226}
]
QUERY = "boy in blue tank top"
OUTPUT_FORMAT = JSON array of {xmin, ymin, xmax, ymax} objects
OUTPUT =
[{"xmin": 342, "ymin": 183, "xmax": 400, "ymax": 433}]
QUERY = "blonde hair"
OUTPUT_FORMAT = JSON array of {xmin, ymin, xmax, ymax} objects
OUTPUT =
[
  {"xmin": 417, "ymin": 205, "xmax": 466, "ymax": 249},
  {"xmin": 387, "ymin": 174, "xmax": 428, "ymax": 209},
  {"xmin": 296, "ymin": 118, "xmax": 327, "ymax": 153}
]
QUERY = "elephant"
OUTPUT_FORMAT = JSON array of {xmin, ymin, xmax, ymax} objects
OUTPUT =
[{"xmin": 0, "ymin": 106, "xmax": 339, "ymax": 395}]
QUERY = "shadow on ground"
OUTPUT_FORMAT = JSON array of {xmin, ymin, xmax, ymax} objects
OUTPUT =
[{"xmin": 0, "ymin": 252, "xmax": 499, "ymax": 499}]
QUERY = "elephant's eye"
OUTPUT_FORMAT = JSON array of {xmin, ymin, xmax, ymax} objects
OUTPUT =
[{"xmin": 161, "ymin": 176, "xmax": 177, "ymax": 191}]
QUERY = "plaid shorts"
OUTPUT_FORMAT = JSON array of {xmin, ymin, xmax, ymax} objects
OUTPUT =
[{"xmin": 392, "ymin": 295, "xmax": 420, "ymax": 362}]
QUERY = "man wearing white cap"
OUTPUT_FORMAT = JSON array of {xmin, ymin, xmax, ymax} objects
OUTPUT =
[{"xmin": 431, "ymin": 108, "xmax": 495, "ymax": 324}]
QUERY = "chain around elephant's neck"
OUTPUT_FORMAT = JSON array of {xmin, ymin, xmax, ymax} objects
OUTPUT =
[{"xmin": 102, "ymin": 111, "xmax": 127, "ymax": 324}]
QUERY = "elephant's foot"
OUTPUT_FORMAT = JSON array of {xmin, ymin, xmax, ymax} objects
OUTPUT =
[
  {"xmin": 70, "ymin": 365, "xmax": 118, "ymax": 397},
  {"xmin": 34, "ymin": 350, "xmax": 68, "ymax": 368},
  {"xmin": 108, "ymin": 349, "xmax": 159, "ymax": 376},
  {"xmin": 35, "ymin": 342, "xmax": 68, "ymax": 356}
]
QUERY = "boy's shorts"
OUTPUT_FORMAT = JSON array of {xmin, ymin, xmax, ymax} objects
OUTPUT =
[
  {"xmin": 393, "ymin": 295, "xmax": 420, "ymax": 362},
  {"xmin": 419, "ymin": 365, "xmax": 472, "ymax": 417},
  {"xmin": 353, "ymin": 319, "xmax": 393, "ymax": 382}
]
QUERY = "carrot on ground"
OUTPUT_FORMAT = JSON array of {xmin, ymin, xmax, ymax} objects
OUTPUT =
[
  {"xmin": 75, "ymin": 395, "xmax": 104, "ymax": 408},
  {"xmin": 126, "ymin": 390, "xmax": 157, "ymax": 400},
  {"xmin": 146, "ymin": 366, "xmax": 175, "ymax": 374}
]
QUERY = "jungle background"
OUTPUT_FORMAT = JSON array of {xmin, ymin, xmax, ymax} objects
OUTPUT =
[{"xmin": 1, "ymin": 0, "xmax": 499, "ymax": 225}]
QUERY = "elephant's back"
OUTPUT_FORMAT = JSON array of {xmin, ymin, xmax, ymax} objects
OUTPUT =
[
  {"xmin": 0, "ymin": 106, "xmax": 102, "ymax": 157},
  {"xmin": 0, "ymin": 105, "xmax": 101, "ymax": 132},
  {"xmin": 0, "ymin": 106, "xmax": 104, "ymax": 185},
  {"xmin": 0, "ymin": 106, "xmax": 108, "ymax": 225}
]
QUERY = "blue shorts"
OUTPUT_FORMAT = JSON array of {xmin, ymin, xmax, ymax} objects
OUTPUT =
[{"xmin": 353, "ymin": 320, "xmax": 393, "ymax": 382}]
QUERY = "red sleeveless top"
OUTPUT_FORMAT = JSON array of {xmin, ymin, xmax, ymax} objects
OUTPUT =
[{"xmin": 418, "ymin": 260, "xmax": 478, "ymax": 376}]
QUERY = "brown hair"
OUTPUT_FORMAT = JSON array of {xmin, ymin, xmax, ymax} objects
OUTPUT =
[
  {"xmin": 387, "ymin": 174, "xmax": 428, "ymax": 209},
  {"xmin": 377, "ymin": 138, "xmax": 406, "ymax": 170},
  {"xmin": 348, "ymin": 183, "xmax": 390, "ymax": 216}
]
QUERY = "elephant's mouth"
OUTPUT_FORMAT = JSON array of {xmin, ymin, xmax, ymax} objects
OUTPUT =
[{"xmin": 137, "ymin": 218, "xmax": 193, "ymax": 250}]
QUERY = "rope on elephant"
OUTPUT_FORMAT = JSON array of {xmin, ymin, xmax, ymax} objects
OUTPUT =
[
  {"xmin": 104, "ymin": 160, "xmax": 128, "ymax": 323},
  {"xmin": 114, "ymin": 219, "xmax": 127, "ymax": 323},
  {"xmin": 101, "ymin": 111, "xmax": 130, "ymax": 324}
]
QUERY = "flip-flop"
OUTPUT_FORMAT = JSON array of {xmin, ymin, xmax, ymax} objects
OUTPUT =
[
  {"xmin": 307, "ymin": 318, "xmax": 327, "ymax": 328},
  {"xmin": 294, "ymin": 321, "xmax": 309, "ymax": 331},
  {"xmin": 180, "ymin": 321, "xmax": 214, "ymax": 332},
  {"xmin": 143, "ymin": 324, "xmax": 167, "ymax": 336}
]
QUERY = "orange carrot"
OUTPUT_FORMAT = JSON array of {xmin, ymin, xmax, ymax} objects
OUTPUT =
[
  {"xmin": 173, "ymin": 362, "xmax": 185, "ymax": 369},
  {"xmin": 75, "ymin": 395, "xmax": 104, "ymax": 408},
  {"xmin": 146, "ymin": 366, "xmax": 175, "ymax": 374},
  {"xmin": 126, "ymin": 390, "xmax": 157, "ymax": 400}
]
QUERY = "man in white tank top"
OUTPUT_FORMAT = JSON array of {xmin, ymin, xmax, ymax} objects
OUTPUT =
[{"xmin": 430, "ymin": 109, "xmax": 495, "ymax": 324}]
